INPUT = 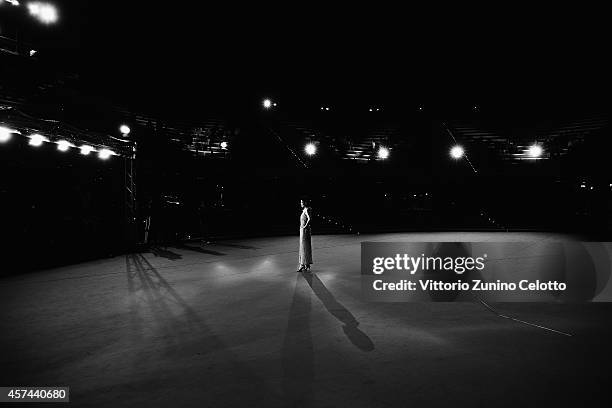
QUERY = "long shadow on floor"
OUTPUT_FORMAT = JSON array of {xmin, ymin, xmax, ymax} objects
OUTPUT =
[
  {"xmin": 303, "ymin": 272, "xmax": 375, "ymax": 352},
  {"xmin": 173, "ymin": 243, "xmax": 226, "ymax": 256},
  {"xmin": 125, "ymin": 254, "xmax": 278, "ymax": 406},
  {"xmin": 149, "ymin": 246, "xmax": 183, "ymax": 261}
]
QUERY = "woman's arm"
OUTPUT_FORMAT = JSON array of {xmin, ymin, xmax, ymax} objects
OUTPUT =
[{"xmin": 303, "ymin": 208, "xmax": 311, "ymax": 228}]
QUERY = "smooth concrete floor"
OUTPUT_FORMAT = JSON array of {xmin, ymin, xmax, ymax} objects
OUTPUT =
[{"xmin": 1, "ymin": 232, "xmax": 611, "ymax": 407}]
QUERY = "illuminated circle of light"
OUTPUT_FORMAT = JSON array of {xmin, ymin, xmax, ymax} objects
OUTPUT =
[
  {"xmin": 28, "ymin": 133, "xmax": 48, "ymax": 146},
  {"xmin": 56, "ymin": 140, "xmax": 73, "ymax": 152},
  {"xmin": 527, "ymin": 144, "xmax": 543, "ymax": 158},
  {"xmin": 305, "ymin": 142, "xmax": 317, "ymax": 156},
  {"xmin": 378, "ymin": 146, "xmax": 390, "ymax": 159},
  {"xmin": 119, "ymin": 125, "xmax": 131, "ymax": 135},
  {"xmin": 450, "ymin": 145, "xmax": 464, "ymax": 159},
  {"xmin": 80, "ymin": 145, "xmax": 94, "ymax": 155},
  {"xmin": 27, "ymin": 2, "xmax": 58, "ymax": 24},
  {"xmin": 98, "ymin": 148, "xmax": 114, "ymax": 160},
  {"xmin": 0, "ymin": 126, "xmax": 14, "ymax": 143},
  {"xmin": 263, "ymin": 99, "xmax": 272, "ymax": 109},
  {"xmin": 220, "ymin": 141, "xmax": 228, "ymax": 149}
]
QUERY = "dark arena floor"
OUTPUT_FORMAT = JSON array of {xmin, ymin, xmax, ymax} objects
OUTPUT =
[{"xmin": 1, "ymin": 232, "xmax": 611, "ymax": 407}]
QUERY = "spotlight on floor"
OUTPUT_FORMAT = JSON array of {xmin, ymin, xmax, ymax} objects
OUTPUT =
[
  {"xmin": 527, "ymin": 144, "xmax": 543, "ymax": 158},
  {"xmin": 450, "ymin": 145, "xmax": 464, "ymax": 159},
  {"xmin": 28, "ymin": 133, "xmax": 48, "ymax": 146},
  {"xmin": 220, "ymin": 141, "xmax": 228, "ymax": 149},
  {"xmin": 305, "ymin": 142, "xmax": 317, "ymax": 156},
  {"xmin": 119, "ymin": 124, "xmax": 131, "ymax": 136},
  {"xmin": 0, "ymin": 126, "xmax": 14, "ymax": 143},
  {"xmin": 263, "ymin": 99, "xmax": 273, "ymax": 109},
  {"xmin": 378, "ymin": 146, "xmax": 390, "ymax": 159},
  {"xmin": 27, "ymin": 2, "xmax": 58, "ymax": 24},
  {"xmin": 98, "ymin": 148, "xmax": 114, "ymax": 160},
  {"xmin": 56, "ymin": 140, "xmax": 73, "ymax": 152},
  {"xmin": 80, "ymin": 145, "xmax": 94, "ymax": 155}
]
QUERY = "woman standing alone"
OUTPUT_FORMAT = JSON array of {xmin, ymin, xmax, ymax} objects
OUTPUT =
[{"xmin": 297, "ymin": 199, "xmax": 313, "ymax": 272}]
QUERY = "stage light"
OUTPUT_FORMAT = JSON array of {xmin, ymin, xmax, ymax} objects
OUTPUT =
[
  {"xmin": 0, "ymin": 126, "xmax": 14, "ymax": 143},
  {"xmin": 450, "ymin": 145, "xmax": 464, "ymax": 159},
  {"xmin": 263, "ymin": 99, "xmax": 272, "ymax": 109},
  {"xmin": 80, "ymin": 145, "xmax": 94, "ymax": 155},
  {"xmin": 4, "ymin": 0, "xmax": 21, "ymax": 6},
  {"xmin": 28, "ymin": 133, "xmax": 47, "ymax": 146},
  {"xmin": 305, "ymin": 143, "xmax": 316, "ymax": 156},
  {"xmin": 98, "ymin": 149, "xmax": 114, "ymax": 160},
  {"xmin": 119, "ymin": 124, "xmax": 131, "ymax": 136},
  {"xmin": 378, "ymin": 146, "xmax": 390, "ymax": 159},
  {"xmin": 220, "ymin": 141, "xmax": 228, "ymax": 149},
  {"xmin": 29, "ymin": 49, "xmax": 37, "ymax": 57},
  {"xmin": 56, "ymin": 140, "xmax": 73, "ymax": 152},
  {"xmin": 27, "ymin": 2, "xmax": 58, "ymax": 24},
  {"xmin": 527, "ymin": 144, "xmax": 543, "ymax": 158}
]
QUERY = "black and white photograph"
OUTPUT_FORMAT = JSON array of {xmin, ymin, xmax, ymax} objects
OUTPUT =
[{"xmin": 1, "ymin": 2, "xmax": 611, "ymax": 407}]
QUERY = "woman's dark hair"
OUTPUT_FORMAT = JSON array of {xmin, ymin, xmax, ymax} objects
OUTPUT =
[{"xmin": 301, "ymin": 198, "xmax": 310, "ymax": 206}]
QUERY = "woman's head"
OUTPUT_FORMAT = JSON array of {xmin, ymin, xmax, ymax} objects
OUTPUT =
[{"xmin": 300, "ymin": 198, "xmax": 310, "ymax": 208}]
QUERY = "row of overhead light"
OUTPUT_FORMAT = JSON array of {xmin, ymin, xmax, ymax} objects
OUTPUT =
[
  {"xmin": 263, "ymin": 99, "xmax": 544, "ymax": 161},
  {"xmin": 0, "ymin": 1, "xmax": 59, "ymax": 24},
  {"xmin": 302, "ymin": 141, "xmax": 543, "ymax": 161},
  {"xmin": 0, "ymin": 124, "xmax": 131, "ymax": 160}
]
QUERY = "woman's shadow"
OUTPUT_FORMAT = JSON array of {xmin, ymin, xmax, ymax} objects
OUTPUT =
[{"xmin": 302, "ymin": 272, "xmax": 374, "ymax": 352}]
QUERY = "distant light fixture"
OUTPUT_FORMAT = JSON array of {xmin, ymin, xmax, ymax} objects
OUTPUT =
[
  {"xmin": 0, "ymin": 126, "xmax": 14, "ymax": 143},
  {"xmin": 220, "ymin": 141, "xmax": 228, "ymax": 149},
  {"xmin": 263, "ymin": 99, "xmax": 272, "ymax": 109},
  {"xmin": 56, "ymin": 140, "xmax": 73, "ymax": 152},
  {"xmin": 369, "ymin": 108, "xmax": 373, "ymax": 112},
  {"xmin": 325, "ymin": 107, "xmax": 329, "ymax": 111},
  {"xmin": 5, "ymin": 0, "xmax": 21, "ymax": 6},
  {"xmin": 378, "ymin": 146, "xmax": 390, "ymax": 159},
  {"xmin": 98, "ymin": 148, "xmax": 114, "ymax": 160},
  {"xmin": 450, "ymin": 145, "xmax": 464, "ymax": 159},
  {"xmin": 28, "ymin": 133, "xmax": 48, "ymax": 146},
  {"xmin": 527, "ymin": 144, "xmax": 543, "ymax": 158},
  {"xmin": 305, "ymin": 142, "xmax": 317, "ymax": 156},
  {"xmin": 27, "ymin": 2, "xmax": 58, "ymax": 24},
  {"xmin": 80, "ymin": 145, "xmax": 94, "ymax": 155},
  {"xmin": 29, "ymin": 49, "xmax": 37, "ymax": 57},
  {"xmin": 119, "ymin": 124, "xmax": 131, "ymax": 136}
]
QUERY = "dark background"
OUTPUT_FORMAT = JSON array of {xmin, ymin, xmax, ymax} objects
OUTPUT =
[{"xmin": 1, "ymin": 1, "xmax": 611, "ymax": 272}]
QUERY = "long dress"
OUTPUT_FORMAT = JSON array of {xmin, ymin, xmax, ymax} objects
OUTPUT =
[{"xmin": 298, "ymin": 207, "xmax": 313, "ymax": 267}]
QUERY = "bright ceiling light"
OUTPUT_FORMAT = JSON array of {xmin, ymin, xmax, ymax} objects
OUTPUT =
[
  {"xmin": 98, "ymin": 148, "xmax": 114, "ymax": 160},
  {"xmin": 27, "ymin": 2, "xmax": 58, "ymax": 24},
  {"xmin": 119, "ymin": 124, "xmax": 131, "ymax": 135},
  {"xmin": 80, "ymin": 145, "xmax": 94, "ymax": 155},
  {"xmin": 378, "ymin": 146, "xmax": 390, "ymax": 159},
  {"xmin": 0, "ymin": 126, "xmax": 14, "ymax": 143},
  {"xmin": 450, "ymin": 145, "xmax": 464, "ymax": 159},
  {"xmin": 527, "ymin": 144, "xmax": 543, "ymax": 158},
  {"xmin": 263, "ymin": 99, "xmax": 272, "ymax": 109},
  {"xmin": 56, "ymin": 140, "xmax": 73, "ymax": 152},
  {"xmin": 305, "ymin": 143, "xmax": 317, "ymax": 156},
  {"xmin": 28, "ymin": 133, "xmax": 48, "ymax": 146}
]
